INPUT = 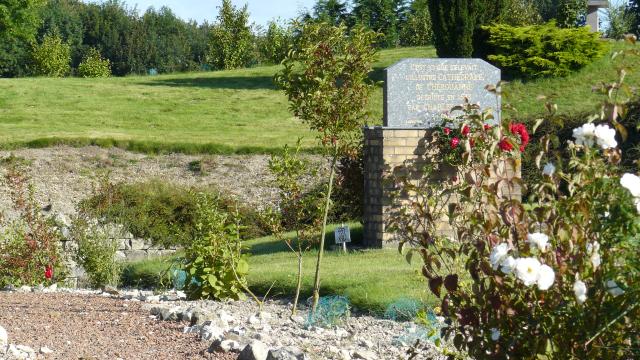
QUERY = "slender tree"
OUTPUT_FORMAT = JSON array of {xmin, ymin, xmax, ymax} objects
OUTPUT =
[
  {"xmin": 207, "ymin": 0, "xmax": 253, "ymax": 70},
  {"xmin": 313, "ymin": 0, "xmax": 350, "ymax": 26}
]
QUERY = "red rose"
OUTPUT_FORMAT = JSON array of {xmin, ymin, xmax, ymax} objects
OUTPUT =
[
  {"xmin": 520, "ymin": 145, "xmax": 525, "ymax": 153},
  {"xmin": 509, "ymin": 123, "xmax": 530, "ymax": 149},
  {"xmin": 484, "ymin": 124, "xmax": 491, "ymax": 131},
  {"xmin": 443, "ymin": 127, "xmax": 451, "ymax": 135},
  {"xmin": 450, "ymin": 137, "xmax": 460, "ymax": 149},
  {"xmin": 461, "ymin": 125, "xmax": 470, "ymax": 137},
  {"xmin": 45, "ymin": 266, "xmax": 53, "ymax": 280},
  {"xmin": 499, "ymin": 138, "xmax": 514, "ymax": 152},
  {"xmin": 470, "ymin": 138, "xmax": 476, "ymax": 147}
]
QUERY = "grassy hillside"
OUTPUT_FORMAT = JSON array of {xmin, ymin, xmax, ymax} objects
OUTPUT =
[{"xmin": 0, "ymin": 42, "xmax": 637, "ymax": 154}]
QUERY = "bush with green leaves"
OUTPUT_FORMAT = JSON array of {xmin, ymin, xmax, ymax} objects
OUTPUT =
[
  {"xmin": 78, "ymin": 48, "xmax": 111, "ymax": 78},
  {"xmin": 183, "ymin": 193, "xmax": 249, "ymax": 300},
  {"xmin": 390, "ymin": 39, "xmax": 640, "ymax": 359},
  {"xmin": 0, "ymin": 163, "xmax": 65, "ymax": 286},
  {"xmin": 257, "ymin": 20, "xmax": 294, "ymax": 64},
  {"xmin": 70, "ymin": 216, "xmax": 121, "ymax": 288},
  {"xmin": 482, "ymin": 22, "xmax": 608, "ymax": 78},
  {"xmin": 207, "ymin": 0, "xmax": 253, "ymax": 70},
  {"xmin": 557, "ymin": 0, "xmax": 587, "ymax": 28},
  {"xmin": 81, "ymin": 178, "xmax": 268, "ymax": 248},
  {"xmin": 31, "ymin": 34, "xmax": 71, "ymax": 77}
]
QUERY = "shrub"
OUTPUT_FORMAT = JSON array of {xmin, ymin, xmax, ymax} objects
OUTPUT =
[
  {"xmin": 69, "ymin": 215, "xmax": 121, "ymax": 288},
  {"xmin": 183, "ymin": 193, "xmax": 248, "ymax": 300},
  {"xmin": 207, "ymin": 0, "xmax": 253, "ymax": 70},
  {"xmin": 557, "ymin": 0, "xmax": 588, "ymax": 28},
  {"xmin": 31, "ymin": 34, "xmax": 71, "ymax": 77},
  {"xmin": 482, "ymin": 22, "xmax": 608, "ymax": 78},
  {"xmin": 0, "ymin": 163, "xmax": 65, "ymax": 286},
  {"xmin": 77, "ymin": 48, "xmax": 111, "ymax": 78},
  {"xmin": 390, "ymin": 40, "xmax": 640, "ymax": 359},
  {"xmin": 80, "ymin": 179, "xmax": 269, "ymax": 248},
  {"xmin": 257, "ymin": 20, "xmax": 293, "ymax": 64}
]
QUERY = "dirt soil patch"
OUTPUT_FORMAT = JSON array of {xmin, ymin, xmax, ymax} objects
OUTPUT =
[{"xmin": 0, "ymin": 292, "xmax": 232, "ymax": 360}]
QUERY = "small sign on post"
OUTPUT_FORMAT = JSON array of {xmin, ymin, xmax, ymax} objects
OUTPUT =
[{"xmin": 334, "ymin": 224, "xmax": 351, "ymax": 253}]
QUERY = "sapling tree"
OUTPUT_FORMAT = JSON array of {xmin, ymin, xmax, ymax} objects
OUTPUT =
[
  {"xmin": 276, "ymin": 22, "xmax": 378, "ymax": 313},
  {"xmin": 267, "ymin": 139, "xmax": 323, "ymax": 315}
]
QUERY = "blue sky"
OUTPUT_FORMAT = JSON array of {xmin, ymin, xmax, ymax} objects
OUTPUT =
[{"xmin": 90, "ymin": 1, "xmax": 317, "ymax": 26}]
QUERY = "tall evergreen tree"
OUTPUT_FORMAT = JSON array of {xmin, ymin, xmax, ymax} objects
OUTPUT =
[
  {"xmin": 353, "ymin": 0, "xmax": 408, "ymax": 47},
  {"xmin": 399, "ymin": 0, "xmax": 433, "ymax": 46},
  {"xmin": 427, "ymin": 0, "xmax": 505, "ymax": 58},
  {"xmin": 313, "ymin": 0, "xmax": 350, "ymax": 26},
  {"xmin": 630, "ymin": 0, "xmax": 640, "ymax": 35}
]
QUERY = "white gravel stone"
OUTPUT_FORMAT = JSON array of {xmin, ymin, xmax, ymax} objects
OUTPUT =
[
  {"xmin": 238, "ymin": 340, "xmax": 269, "ymax": 360},
  {"xmin": 0, "ymin": 325, "xmax": 7, "ymax": 349},
  {"xmin": 39, "ymin": 346, "xmax": 54, "ymax": 354}
]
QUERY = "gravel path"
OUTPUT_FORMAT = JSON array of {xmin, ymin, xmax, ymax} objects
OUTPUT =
[{"xmin": 0, "ymin": 292, "xmax": 232, "ymax": 360}]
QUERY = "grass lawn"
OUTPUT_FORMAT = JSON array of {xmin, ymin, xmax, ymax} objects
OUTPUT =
[
  {"xmin": 1, "ymin": 41, "xmax": 635, "ymax": 154},
  {"xmin": 121, "ymin": 223, "xmax": 434, "ymax": 314}
]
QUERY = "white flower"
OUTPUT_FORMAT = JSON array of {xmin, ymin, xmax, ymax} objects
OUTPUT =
[
  {"xmin": 621, "ymin": 173, "xmax": 640, "ymax": 198},
  {"xmin": 500, "ymin": 256, "xmax": 517, "ymax": 275},
  {"xmin": 490, "ymin": 328, "xmax": 500, "ymax": 341},
  {"xmin": 594, "ymin": 124, "xmax": 618, "ymax": 149},
  {"xmin": 490, "ymin": 243, "xmax": 509, "ymax": 270},
  {"xmin": 573, "ymin": 279, "xmax": 588, "ymax": 304},
  {"xmin": 527, "ymin": 233, "xmax": 550, "ymax": 253},
  {"xmin": 606, "ymin": 280, "xmax": 625, "ymax": 297},
  {"xmin": 635, "ymin": 199, "xmax": 640, "ymax": 214},
  {"xmin": 537, "ymin": 264, "xmax": 555, "ymax": 290},
  {"xmin": 587, "ymin": 242, "xmax": 601, "ymax": 269},
  {"xmin": 542, "ymin": 163, "xmax": 556, "ymax": 177},
  {"xmin": 515, "ymin": 257, "xmax": 541, "ymax": 286},
  {"xmin": 572, "ymin": 123, "xmax": 596, "ymax": 147}
]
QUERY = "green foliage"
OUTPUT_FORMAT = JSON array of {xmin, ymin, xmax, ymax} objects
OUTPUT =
[
  {"xmin": 276, "ymin": 22, "xmax": 379, "ymax": 312},
  {"xmin": 31, "ymin": 34, "xmax": 71, "ymax": 77},
  {"xmin": 427, "ymin": 0, "xmax": 506, "ymax": 58},
  {"xmin": 501, "ymin": 0, "xmax": 543, "ymax": 25},
  {"xmin": 257, "ymin": 20, "xmax": 294, "ymax": 64},
  {"xmin": 399, "ymin": 0, "xmax": 434, "ymax": 46},
  {"xmin": 77, "ymin": 48, "xmax": 111, "ymax": 77},
  {"xmin": 312, "ymin": 0, "xmax": 351, "ymax": 26},
  {"xmin": 70, "ymin": 215, "xmax": 121, "ymax": 288},
  {"xmin": 38, "ymin": 0, "xmax": 84, "ymax": 66},
  {"xmin": 0, "ymin": 0, "xmax": 45, "ymax": 76},
  {"xmin": 630, "ymin": 0, "xmax": 640, "ymax": 36},
  {"xmin": 0, "ymin": 163, "xmax": 65, "ymax": 287},
  {"xmin": 183, "ymin": 193, "xmax": 249, "ymax": 300},
  {"xmin": 557, "ymin": 0, "xmax": 587, "ymax": 28},
  {"xmin": 80, "ymin": 179, "xmax": 269, "ymax": 248},
  {"xmin": 353, "ymin": 0, "xmax": 405, "ymax": 47},
  {"xmin": 483, "ymin": 22, "xmax": 608, "ymax": 78},
  {"xmin": 605, "ymin": 0, "xmax": 636, "ymax": 39},
  {"xmin": 207, "ymin": 0, "xmax": 253, "ymax": 70}
]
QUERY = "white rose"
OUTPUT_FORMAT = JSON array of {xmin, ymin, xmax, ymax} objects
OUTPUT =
[
  {"xmin": 490, "ymin": 243, "xmax": 509, "ymax": 270},
  {"xmin": 594, "ymin": 124, "xmax": 618, "ymax": 149},
  {"xmin": 500, "ymin": 256, "xmax": 517, "ymax": 275},
  {"xmin": 542, "ymin": 163, "xmax": 556, "ymax": 177},
  {"xmin": 573, "ymin": 279, "xmax": 587, "ymax": 304},
  {"xmin": 587, "ymin": 242, "xmax": 601, "ymax": 269},
  {"xmin": 621, "ymin": 173, "xmax": 640, "ymax": 198},
  {"xmin": 490, "ymin": 328, "xmax": 500, "ymax": 341},
  {"xmin": 572, "ymin": 123, "xmax": 596, "ymax": 147},
  {"xmin": 527, "ymin": 232, "xmax": 550, "ymax": 253},
  {"xmin": 515, "ymin": 257, "xmax": 541, "ymax": 286},
  {"xmin": 537, "ymin": 264, "xmax": 555, "ymax": 291},
  {"xmin": 606, "ymin": 280, "xmax": 625, "ymax": 297}
]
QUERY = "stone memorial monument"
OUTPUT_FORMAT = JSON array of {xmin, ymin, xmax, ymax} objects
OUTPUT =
[{"xmin": 362, "ymin": 58, "xmax": 503, "ymax": 248}]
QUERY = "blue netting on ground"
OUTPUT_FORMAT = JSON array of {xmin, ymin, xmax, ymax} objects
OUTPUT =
[
  {"xmin": 172, "ymin": 269, "xmax": 187, "ymax": 290},
  {"xmin": 392, "ymin": 311, "xmax": 443, "ymax": 346},
  {"xmin": 306, "ymin": 296, "xmax": 351, "ymax": 327},
  {"xmin": 384, "ymin": 298, "xmax": 423, "ymax": 322}
]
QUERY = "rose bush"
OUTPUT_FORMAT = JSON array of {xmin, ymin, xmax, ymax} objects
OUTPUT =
[{"xmin": 390, "ymin": 37, "xmax": 640, "ymax": 359}]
